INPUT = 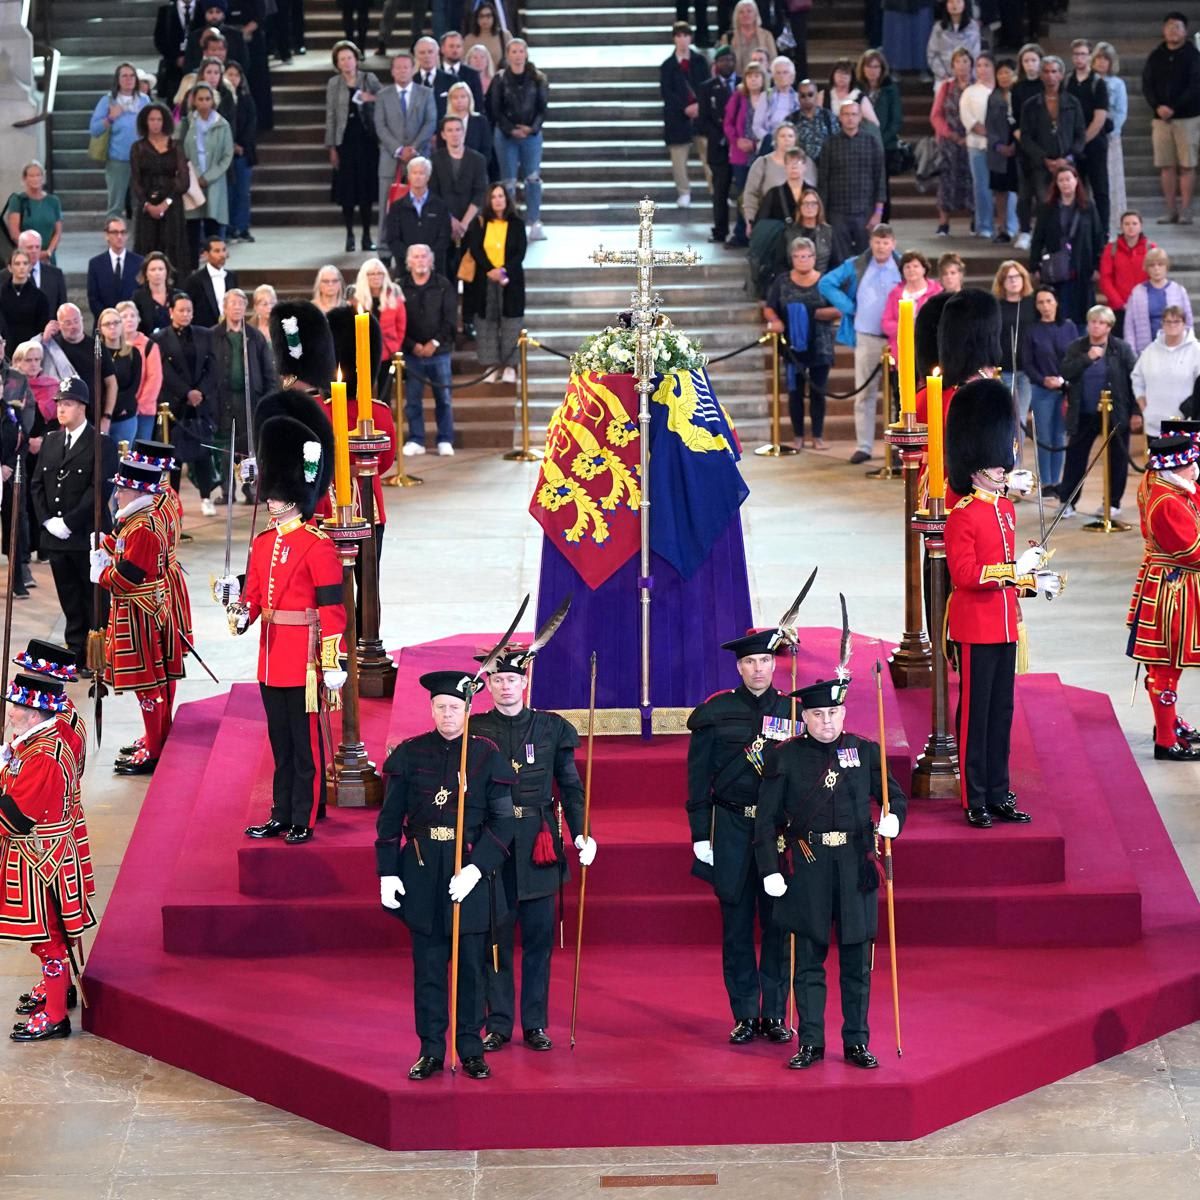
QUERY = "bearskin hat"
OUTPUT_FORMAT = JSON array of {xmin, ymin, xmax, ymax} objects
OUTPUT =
[
  {"xmin": 945, "ymin": 378, "xmax": 1018, "ymax": 497},
  {"xmin": 326, "ymin": 305, "xmax": 383, "ymax": 401},
  {"xmin": 269, "ymin": 301, "xmax": 336, "ymax": 392},
  {"xmin": 256, "ymin": 388, "xmax": 335, "ymax": 519},
  {"xmin": 937, "ymin": 289, "xmax": 1001, "ymax": 388},
  {"xmin": 915, "ymin": 291, "xmax": 953, "ymax": 378}
]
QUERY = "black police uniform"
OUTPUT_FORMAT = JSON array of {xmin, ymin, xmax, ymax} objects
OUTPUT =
[
  {"xmin": 471, "ymin": 705, "xmax": 584, "ymax": 1041},
  {"xmin": 376, "ymin": 729, "xmax": 515, "ymax": 1062},
  {"xmin": 754, "ymin": 728, "xmax": 906, "ymax": 1052},
  {"xmin": 687, "ymin": 682, "xmax": 794, "ymax": 1027}
]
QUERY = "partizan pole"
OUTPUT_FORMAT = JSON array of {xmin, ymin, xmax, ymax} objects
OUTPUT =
[
  {"xmin": 0, "ymin": 457, "xmax": 22, "ymax": 729},
  {"xmin": 87, "ymin": 341, "xmax": 107, "ymax": 742},
  {"xmin": 873, "ymin": 659, "xmax": 902, "ymax": 1057},
  {"xmin": 570, "ymin": 651, "xmax": 597, "ymax": 1048}
]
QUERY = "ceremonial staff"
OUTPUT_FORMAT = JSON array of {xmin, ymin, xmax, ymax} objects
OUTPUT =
[
  {"xmin": 873, "ymin": 659, "xmax": 902, "ymax": 1057},
  {"xmin": 569, "ymin": 650, "xmax": 597, "ymax": 1048},
  {"xmin": 0, "ymin": 458, "xmax": 21, "ymax": 728},
  {"xmin": 449, "ymin": 594, "xmax": 530, "ymax": 1072},
  {"xmin": 87, "ymin": 335, "xmax": 107, "ymax": 743}
]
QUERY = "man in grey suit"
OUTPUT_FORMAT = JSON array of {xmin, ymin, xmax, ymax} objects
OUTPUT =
[
  {"xmin": 374, "ymin": 51, "xmax": 437, "ymax": 224},
  {"xmin": 0, "ymin": 230, "xmax": 67, "ymax": 314}
]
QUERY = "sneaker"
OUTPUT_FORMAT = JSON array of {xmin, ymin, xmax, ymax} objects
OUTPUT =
[
  {"xmin": 437, "ymin": 441, "xmax": 455, "ymax": 456},
  {"xmin": 849, "ymin": 449, "xmax": 872, "ymax": 464},
  {"xmin": 936, "ymin": 223, "xmax": 950, "ymax": 237},
  {"xmin": 240, "ymin": 231, "xmax": 256, "ymax": 243},
  {"xmin": 200, "ymin": 498, "xmax": 217, "ymax": 517},
  {"xmin": 1158, "ymin": 212, "xmax": 1179, "ymax": 224},
  {"xmin": 528, "ymin": 221, "xmax": 546, "ymax": 241},
  {"xmin": 1179, "ymin": 211, "xmax": 1194, "ymax": 225},
  {"xmin": 1014, "ymin": 232, "xmax": 1031, "ymax": 251},
  {"xmin": 1092, "ymin": 504, "xmax": 1122, "ymax": 518},
  {"xmin": 501, "ymin": 366, "xmax": 516, "ymax": 384},
  {"xmin": 677, "ymin": 192, "xmax": 692, "ymax": 208},
  {"xmin": 1059, "ymin": 503, "xmax": 1076, "ymax": 519},
  {"xmin": 993, "ymin": 232, "xmax": 1012, "ymax": 244},
  {"xmin": 402, "ymin": 441, "xmax": 425, "ymax": 457}
]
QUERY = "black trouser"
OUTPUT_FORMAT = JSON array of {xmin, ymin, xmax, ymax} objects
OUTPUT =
[
  {"xmin": 709, "ymin": 155, "xmax": 732, "ymax": 239},
  {"xmin": 340, "ymin": 0, "xmax": 369, "ymax": 43},
  {"xmin": 1017, "ymin": 157, "xmax": 1037, "ymax": 234},
  {"xmin": 485, "ymin": 893, "xmax": 555, "ymax": 1036},
  {"xmin": 1, "ymin": 463, "xmax": 30, "ymax": 576},
  {"xmin": 720, "ymin": 872, "xmax": 788, "ymax": 1022},
  {"xmin": 794, "ymin": 859, "xmax": 870, "ymax": 1047},
  {"xmin": 412, "ymin": 928, "xmax": 486, "ymax": 1059},
  {"xmin": 342, "ymin": 202, "xmax": 373, "ymax": 239},
  {"xmin": 259, "ymin": 683, "xmax": 326, "ymax": 828},
  {"xmin": 830, "ymin": 213, "xmax": 869, "ymax": 262},
  {"xmin": 273, "ymin": 0, "xmax": 306, "ymax": 56},
  {"xmin": 676, "ymin": 0, "xmax": 709, "ymax": 43},
  {"xmin": 787, "ymin": 11, "xmax": 809, "ymax": 81},
  {"xmin": 955, "ymin": 641, "xmax": 1016, "ymax": 811},
  {"xmin": 788, "ymin": 363, "xmax": 830, "ymax": 440},
  {"xmin": 48, "ymin": 549, "xmax": 100, "ymax": 664},
  {"xmin": 863, "ymin": 0, "xmax": 882, "ymax": 46},
  {"xmin": 1080, "ymin": 135, "xmax": 1110, "ymax": 238},
  {"xmin": 1059, "ymin": 410, "xmax": 1129, "ymax": 511}
]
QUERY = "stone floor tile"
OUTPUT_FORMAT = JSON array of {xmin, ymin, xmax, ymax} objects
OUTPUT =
[
  {"xmin": 478, "ymin": 1143, "xmax": 833, "ymax": 1167},
  {"xmin": 0, "ymin": 1101, "xmax": 134, "ymax": 1176},
  {"xmin": 112, "ymin": 1168, "xmax": 477, "ymax": 1199}
]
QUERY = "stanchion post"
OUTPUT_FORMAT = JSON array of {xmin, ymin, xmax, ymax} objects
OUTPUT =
[
  {"xmin": 866, "ymin": 346, "xmax": 899, "ymax": 480},
  {"xmin": 1081, "ymin": 388, "xmax": 1131, "ymax": 534},
  {"xmin": 384, "ymin": 352, "xmax": 423, "ymax": 488},
  {"xmin": 755, "ymin": 329, "xmax": 798, "ymax": 457},
  {"xmin": 503, "ymin": 329, "xmax": 543, "ymax": 462}
]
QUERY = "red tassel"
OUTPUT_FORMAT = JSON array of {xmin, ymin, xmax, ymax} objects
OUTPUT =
[{"xmin": 532, "ymin": 818, "xmax": 558, "ymax": 866}]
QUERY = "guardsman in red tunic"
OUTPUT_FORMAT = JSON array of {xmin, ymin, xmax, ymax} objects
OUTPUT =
[
  {"xmin": 115, "ymin": 440, "xmax": 193, "ymax": 769},
  {"xmin": 1127, "ymin": 434, "xmax": 1200, "ymax": 761},
  {"xmin": 945, "ymin": 379, "xmax": 1062, "ymax": 829},
  {"xmin": 219, "ymin": 390, "xmax": 346, "ymax": 845},
  {"xmin": 91, "ymin": 456, "xmax": 184, "ymax": 776},
  {"xmin": 2, "ymin": 672, "xmax": 94, "ymax": 1042}
]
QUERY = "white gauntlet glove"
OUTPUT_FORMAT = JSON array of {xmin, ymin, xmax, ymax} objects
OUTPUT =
[
  {"xmin": 1036, "ymin": 570, "xmax": 1062, "ymax": 597},
  {"xmin": 692, "ymin": 839, "xmax": 714, "ymax": 866},
  {"xmin": 1015, "ymin": 544, "xmax": 1046, "ymax": 575},
  {"xmin": 763, "ymin": 872, "xmax": 787, "ymax": 897},
  {"xmin": 1006, "ymin": 468, "xmax": 1034, "ymax": 496},
  {"xmin": 323, "ymin": 669, "xmax": 348, "ymax": 691},
  {"xmin": 380, "ymin": 875, "xmax": 404, "ymax": 908},
  {"xmin": 43, "ymin": 516, "xmax": 71, "ymax": 540},
  {"xmin": 88, "ymin": 546, "xmax": 112, "ymax": 582},
  {"xmin": 574, "ymin": 835, "xmax": 597, "ymax": 866},
  {"xmin": 876, "ymin": 812, "xmax": 900, "ymax": 839},
  {"xmin": 448, "ymin": 863, "xmax": 482, "ymax": 903},
  {"xmin": 212, "ymin": 574, "xmax": 240, "ymax": 606},
  {"xmin": 238, "ymin": 455, "xmax": 258, "ymax": 484}
]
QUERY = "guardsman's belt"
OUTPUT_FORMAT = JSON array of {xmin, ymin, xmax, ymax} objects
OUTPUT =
[
  {"xmin": 263, "ymin": 608, "xmax": 318, "ymax": 626},
  {"xmin": 806, "ymin": 830, "xmax": 849, "ymax": 846},
  {"xmin": 512, "ymin": 801, "xmax": 553, "ymax": 819},
  {"xmin": 406, "ymin": 825, "xmax": 455, "ymax": 841},
  {"xmin": 715, "ymin": 798, "xmax": 757, "ymax": 819}
]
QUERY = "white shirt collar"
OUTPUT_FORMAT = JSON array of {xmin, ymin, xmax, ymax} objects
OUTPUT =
[{"xmin": 206, "ymin": 262, "xmax": 226, "ymax": 279}]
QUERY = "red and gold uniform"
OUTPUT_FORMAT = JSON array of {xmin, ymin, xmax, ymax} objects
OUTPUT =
[
  {"xmin": 1127, "ymin": 441, "xmax": 1200, "ymax": 754},
  {"xmin": 1, "ymin": 675, "xmax": 94, "ymax": 1040}
]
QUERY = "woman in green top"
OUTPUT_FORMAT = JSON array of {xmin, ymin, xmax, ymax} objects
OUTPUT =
[{"xmin": 2, "ymin": 162, "xmax": 62, "ymax": 264}]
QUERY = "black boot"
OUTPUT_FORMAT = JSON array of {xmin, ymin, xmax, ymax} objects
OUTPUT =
[
  {"xmin": 787, "ymin": 1044, "xmax": 824, "ymax": 1069},
  {"xmin": 728, "ymin": 1019, "xmax": 757, "ymax": 1044},
  {"xmin": 965, "ymin": 807, "xmax": 993, "ymax": 828},
  {"xmin": 759, "ymin": 1018, "xmax": 794, "ymax": 1043},
  {"xmin": 844, "ymin": 1043, "xmax": 879, "ymax": 1069},
  {"xmin": 245, "ymin": 818, "xmax": 289, "ymax": 839}
]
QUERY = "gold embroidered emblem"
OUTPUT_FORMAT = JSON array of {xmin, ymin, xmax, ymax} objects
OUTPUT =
[
  {"xmin": 511, "ymin": 759, "xmax": 522, "ymax": 775},
  {"xmin": 433, "ymin": 786, "xmax": 451, "ymax": 808},
  {"xmin": 751, "ymin": 736, "xmax": 766, "ymax": 754},
  {"xmin": 824, "ymin": 768, "xmax": 839, "ymax": 791},
  {"xmin": 776, "ymin": 835, "xmax": 786, "ymax": 853}
]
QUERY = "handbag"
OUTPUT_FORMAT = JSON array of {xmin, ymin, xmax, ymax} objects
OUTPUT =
[
  {"xmin": 87, "ymin": 127, "xmax": 111, "ymax": 163},
  {"xmin": 886, "ymin": 140, "xmax": 916, "ymax": 177},
  {"xmin": 387, "ymin": 163, "xmax": 410, "ymax": 209},
  {"xmin": 182, "ymin": 163, "xmax": 206, "ymax": 212},
  {"xmin": 456, "ymin": 251, "xmax": 477, "ymax": 283},
  {"xmin": 1040, "ymin": 210, "xmax": 1080, "ymax": 285}
]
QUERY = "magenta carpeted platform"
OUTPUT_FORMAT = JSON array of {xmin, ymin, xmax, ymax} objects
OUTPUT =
[{"xmin": 83, "ymin": 630, "xmax": 1200, "ymax": 1151}]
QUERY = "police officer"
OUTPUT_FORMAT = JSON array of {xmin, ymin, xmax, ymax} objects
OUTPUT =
[
  {"xmin": 377, "ymin": 671, "xmax": 515, "ymax": 1081},
  {"xmin": 472, "ymin": 652, "xmax": 597, "ymax": 1053},
  {"xmin": 686, "ymin": 629, "xmax": 797, "ymax": 1045},
  {"xmin": 755, "ymin": 676, "xmax": 906, "ymax": 1070}
]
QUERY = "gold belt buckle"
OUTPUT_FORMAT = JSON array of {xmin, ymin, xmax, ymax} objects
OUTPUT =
[
  {"xmin": 822, "ymin": 832, "xmax": 848, "ymax": 847},
  {"xmin": 430, "ymin": 826, "xmax": 454, "ymax": 842},
  {"xmin": 743, "ymin": 805, "xmax": 757, "ymax": 819},
  {"xmin": 512, "ymin": 805, "xmax": 524, "ymax": 819}
]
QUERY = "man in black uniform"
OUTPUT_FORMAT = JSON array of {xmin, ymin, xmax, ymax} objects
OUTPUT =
[
  {"xmin": 376, "ymin": 671, "xmax": 515, "ymax": 1081},
  {"xmin": 472, "ymin": 652, "xmax": 597, "ymax": 1053},
  {"xmin": 686, "ymin": 629, "xmax": 797, "ymax": 1045},
  {"xmin": 755, "ymin": 676, "xmax": 905, "ymax": 1071}
]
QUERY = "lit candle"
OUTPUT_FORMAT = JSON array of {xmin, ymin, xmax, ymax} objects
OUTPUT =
[
  {"xmin": 354, "ymin": 310, "xmax": 371, "ymax": 412},
  {"xmin": 926, "ymin": 372, "xmax": 944, "ymax": 501},
  {"xmin": 331, "ymin": 370, "xmax": 352, "ymax": 508},
  {"xmin": 897, "ymin": 298, "xmax": 915, "ymax": 415}
]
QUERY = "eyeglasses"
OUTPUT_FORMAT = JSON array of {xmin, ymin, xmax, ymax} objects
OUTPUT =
[
  {"xmin": 799, "ymin": 90, "xmax": 816, "ymax": 98},
  {"xmin": 800, "ymin": 199, "xmax": 819, "ymax": 206}
]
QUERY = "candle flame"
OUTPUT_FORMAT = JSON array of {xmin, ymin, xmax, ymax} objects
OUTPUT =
[
  {"xmin": 931, "ymin": 366, "xmax": 941, "ymax": 377},
  {"xmin": 336, "ymin": 366, "xmax": 343, "ymax": 383}
]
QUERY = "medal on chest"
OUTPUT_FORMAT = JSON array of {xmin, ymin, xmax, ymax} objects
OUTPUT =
[
  {"xmin": 433, "ymin": 785, "xmax": 451, "ymax": 808},
  {"xmin": 280, "ymin": 544, "xmax": 290, "ymax": 564},
  {"xmin": 745, "ymin": 734, "xmax": 767, "ymax": 776},
  {"xmin": 836, "ymin": 747, "xmax": 860, "ymax": 768},
  {"xmin": 762, "ymin": 715, "xmax": 796, "ymax": 741},
  {"xmin": 823, "ymin": 767, "xmax": 839, "ymax": 791}
]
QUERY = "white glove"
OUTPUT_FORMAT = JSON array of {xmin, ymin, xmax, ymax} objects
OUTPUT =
[
  {"xmin": 876, "ymin": 812, "xmax": 900, "ymax": 839},
  {"xmin": 0, "ymin": 743, "xmax": 12, "ymax": 765},
  {"xmin": 213, "ymin": 574, "xmax": 240, "ymax": 607},
  {"xmin": 692, "ymin": 839, "xmax": 714, "ymax": 866},
  {"xmin": 448, "ymin": 863, "xmax": 482, "ymax": 903},
  {"xmin": 238, "ymin": 455, "xmax": 258, "ymax": 484},
  {"xmin": 323, "ymin": 669, "xmax": 348, "ymax": 691},
  {"xmin": 88, "ymin": 547, "xmax": 112, "ymax": 582},
  {"xmin": 43, "ymin": 516, "xmax": 71, "ymax": 540},
  {"xmin": 1015, "ymin": 544, "xmax": 1046, "ymax": 575},
  {"xmin": 574, "ymin": 834, "xmax": 597, "ymax": 866},
  {"xmin": 229, "ymin": 602, "xmax": 251, "ymax": 634},
  {"xmin": 1036, "ymin": 570, "xmax": 1062, "ymax": 598},
  {"xmin": 1006, "ymin": 468, "xmax": 1034, "ymax": 496},
  {"xmin": 763, "ymin": 872, "xmax": 787, "ymax": 897},
  {"xmin": 380, "ymin": 875, "xmax": 404, "ymax": 908}
]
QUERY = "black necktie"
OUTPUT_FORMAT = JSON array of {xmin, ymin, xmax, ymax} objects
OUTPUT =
[{"xmin": 114, "ymin": 256, "xmax": 122, "ymax": 286}]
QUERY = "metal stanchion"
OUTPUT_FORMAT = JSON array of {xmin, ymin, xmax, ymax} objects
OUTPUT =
[
  {"xmin": 503, "ymin": 329, "xmax": 543, "ymax": 462},
  {"xmin": 383, "ymin": 352, "xmax": 422, "ymax": 488},
  {"xmin": 155, "ymin": 401, "xmax": 173, "ymax": 444},
  {"xmin": 755, "ymin": 329, "xmax": 798, "ymax": 457},
  {"xmin": 866, "ymin": 345, "xmax": 899, "ymax": 480},
  {"xmin": 1082, "ymin": 388, "xmax": 1131, "ymax": 533}
]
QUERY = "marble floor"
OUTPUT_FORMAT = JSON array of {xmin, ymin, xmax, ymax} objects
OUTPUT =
[{"xmin": 1, "ymin": 434, "xmax": 1199, "ymax": 1197}]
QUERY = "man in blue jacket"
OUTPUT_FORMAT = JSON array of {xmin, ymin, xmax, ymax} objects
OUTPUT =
[{"xmin": 817, "ymin": 226, "xmax": 901, "ymax": 465}]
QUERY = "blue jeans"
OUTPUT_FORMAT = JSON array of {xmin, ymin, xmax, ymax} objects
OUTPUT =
[
  {"xmin": 994, "ymin": 190, "xmax": 1018, "ymax": 237},
  {"xmin": 494, "ymin": 129, "xmax": 543, "ymax": 223},
  {"xmin": 228, "ymin": 156, "xmax": 252, "ymax": 234},
  {"xmin": 404, "ymin": 352, "xmax": 454, "ymax": 444},
  {"xmin": 1000, "ymin": 369, "xmax": 1032, "ymax": 464},
  {"xmin": 968, "ymin": 148, "xmax": 992, "ymax": 236},
  {"xmin": 1029, "ymin": 383, "xmax": 1065, "ymax": 486},
  {"xmin": 108, "ymin": 414, "xmax": 138, "ymax": 450},
  {"xmin": 135, "ymin": 413, "xmax": 158, "ymax": 441}
]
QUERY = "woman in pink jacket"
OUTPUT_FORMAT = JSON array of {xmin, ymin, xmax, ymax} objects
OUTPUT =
[
  {"xmin": 723, "ymin": 61, "xmax": 768, "ymax": 247},
  {"xmin": 116, "ymin": 299, "xmax": 163, "ymax": 441},
  {"xmin": 881, "ymin": 250, "xmax": 942, "ymax": 370}
]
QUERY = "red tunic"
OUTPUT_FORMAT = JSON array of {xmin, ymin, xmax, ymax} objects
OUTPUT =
[
  {"xmin": 242, "ymin": 517, "xmax": 347, "ymax": 689},
  {"xmin": 157, "ymin": 486, "xmax": 193, "ymax": 646},
  {"xmin": 99, "ymin": 502, "xmax": 183, "ymax": 691},
  {"xmin": 946, "ymin": 488, "xmax": 1036, "ymax": 644},
  {"xmin": 1127, "ymin": 473, "xmax": 1200, "ymax": 666},
  {"xmin": 312, "ymin": 397, "xmax": 397, "ymax": 526},
  {"xmin": 0, "ymin": 719, "xmax": 94, "ymax": 942}
]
